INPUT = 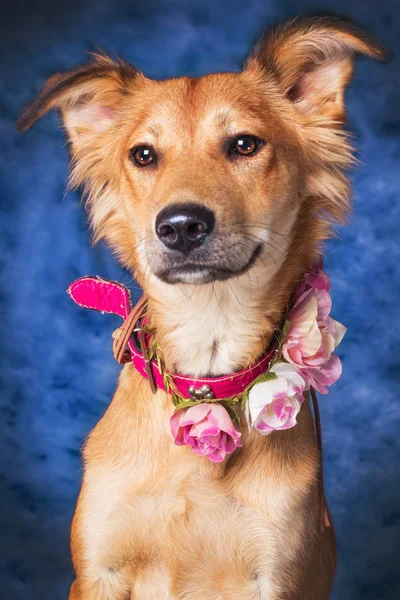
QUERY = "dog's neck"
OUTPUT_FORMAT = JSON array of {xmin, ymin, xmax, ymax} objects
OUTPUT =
[
  {"xmin": 147, "ymin": 282, "xmax": 268, "ymax": 377},
  {"xmin": 146, "ymin": 258, "xmax": 296, "ymax": 377}
]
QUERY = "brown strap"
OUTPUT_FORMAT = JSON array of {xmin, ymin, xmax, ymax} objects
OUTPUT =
[
  {"xmin": 112, "ymin": 295, "xmax": 157, "ymax": 394},
  {"xmin": 112, "ymin": 295, "xmax": 148, "ymax": 364},
  {"xmin": 112, "ymin": 295, "xmax": 182, "ymax": 396},
  {"xmin": 310, "ymin": 387, "xmax": 331, "ymax": 531}
]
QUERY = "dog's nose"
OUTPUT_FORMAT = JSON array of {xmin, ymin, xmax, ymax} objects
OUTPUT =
[{"xmin": 155, "ymin": 203, "xmax": 215, "ymax": 253}]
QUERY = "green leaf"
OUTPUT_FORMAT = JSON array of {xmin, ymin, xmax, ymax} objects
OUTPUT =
[
  {"xmin": 228, "ymin": 396, "xmax": 240, "ymax": 405},
  {"xmin": 173, "ymin": 398, "xmax": 203, "ymax": 411},
  {"xmin": 240, "ymin": 391, "xmax": 248, "ymax": 411},
  {"xmin": 282, "ymin": 319, "xmax": 291, "ymax": 339},
  {"xmin": 222, "ymin": 402, "xmax": 240, "ymax": 425},
  {"xmin": 253, "ymin": 371, "xmax": 277, "ymax": 385},
  {"xmin": 148, "ymin": 342, "xmax": 158, "ymax": 361}
]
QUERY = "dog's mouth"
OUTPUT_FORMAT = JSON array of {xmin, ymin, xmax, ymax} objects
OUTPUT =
[{"xmin": 154, "ymin": 243, "xmax": 264, "ymax": 284}]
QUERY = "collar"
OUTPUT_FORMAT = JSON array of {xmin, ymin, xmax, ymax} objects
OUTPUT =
[{"xmin": 68, "ymin": 276, "xmax": 278, "ymax": 400}]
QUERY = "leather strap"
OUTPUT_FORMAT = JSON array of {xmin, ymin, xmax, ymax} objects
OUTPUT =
[
  {"xmin": 112, "ymin": 295, "xmax": 148, "ymax": 364},
  {"xmin": 112, "ymin": 295, "xmax": 158, "ymax": 394},
  {"xmin": 310, "ymin": 387, "xmax": 331, "ymax": 531}
]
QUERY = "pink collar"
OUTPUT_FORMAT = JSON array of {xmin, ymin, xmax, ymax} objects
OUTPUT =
[{"xmin": 68, "ymin": 276, "xmax": 277, "ymax": 400}]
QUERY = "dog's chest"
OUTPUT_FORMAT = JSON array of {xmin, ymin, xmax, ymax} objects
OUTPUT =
[
  {"xmin": 77, "ymin": 374, "xmax": 316, "ymax": 598},
  {"xmin": 80, "ymin": 446, "xmax": 310, "ymax": 600}
]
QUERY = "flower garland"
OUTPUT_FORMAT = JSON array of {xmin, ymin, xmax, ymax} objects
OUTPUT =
[{"xmin": 160, "ymin": 264, "xmax": 346, "ymax": 463}]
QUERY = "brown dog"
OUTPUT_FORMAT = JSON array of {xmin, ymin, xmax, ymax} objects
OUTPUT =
[{"xmin": 18, "ymin": 16, "xmax": 385, "ymax": 600}]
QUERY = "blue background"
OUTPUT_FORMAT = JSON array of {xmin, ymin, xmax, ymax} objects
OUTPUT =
[{"xmin": 1, "ymin": 1, "xmax": 399, "ymax": 598}]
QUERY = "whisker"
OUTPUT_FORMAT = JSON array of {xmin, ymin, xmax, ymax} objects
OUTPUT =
[
  {"xmin": 240, "ymin": 233, "xmax": 287, "ymax": 256},
  {"xmin": 230, "ymin": 220, "xmax": 292, "ymax": 239}
]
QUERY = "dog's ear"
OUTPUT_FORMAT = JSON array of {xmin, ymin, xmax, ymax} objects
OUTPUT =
[
  {"xmin": 246, "ymin": 16, "xmax": 387, "ymax": 121},
  {"xmin": 17, "ymin": 52, "xmax": 139, "ymax": 145}
]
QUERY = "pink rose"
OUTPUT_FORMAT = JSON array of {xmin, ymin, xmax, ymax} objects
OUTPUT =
[
  {"xmin": 245, "ymin": 363, "xmax": 306, "ymax": 435},
  {"xmin": 283, "ymin": 267, "xmax": 346, "ymax": 394},
  {"xmin": 170, "ymin": 403, "xmax": 242, "ymax": 462}
]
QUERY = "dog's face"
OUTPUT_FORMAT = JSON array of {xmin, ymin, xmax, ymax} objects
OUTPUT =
[
  {"xmin": 18, "ymin": 17, "xmax": 385, "ymax": 290},
  {"xmin": 99, "ymin": 70, "xmax": 301, "ymax": 285}
]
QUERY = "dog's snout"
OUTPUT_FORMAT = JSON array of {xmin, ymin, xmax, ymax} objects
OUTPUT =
[{"xmin": 155, "ymin": 203, "xmax": 215, "ymax": 253}]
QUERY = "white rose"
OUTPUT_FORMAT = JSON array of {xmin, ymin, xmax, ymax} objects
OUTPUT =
[{"xmin": 245, "ymin": 363, "xmax": 306, "ymax": 435}]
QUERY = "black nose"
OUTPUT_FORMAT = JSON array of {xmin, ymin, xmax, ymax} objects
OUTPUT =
[{"xmin": 155, "ymin": 203, "xmax": 215, "ymax": 253}]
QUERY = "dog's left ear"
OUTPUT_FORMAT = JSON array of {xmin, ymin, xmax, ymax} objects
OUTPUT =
[
  {"xmin": 16, "ymin": 52, "xmax": 140, "ymax": 147},
  {"xmin": 246, "ymin": 16, "xmax": 387, "ymax": 121}
]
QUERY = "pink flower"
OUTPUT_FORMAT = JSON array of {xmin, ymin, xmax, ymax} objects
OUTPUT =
[
  {"xmin": 170, "ymin": 403, "xmax": 242, "ymax": 462},
  {"xmin": 283, "ymin": 267, "xmax": 346, "ymax": 394},
  {"xmin": 245, "ymin": 363, "xmax": 306, "ymax": 435}
]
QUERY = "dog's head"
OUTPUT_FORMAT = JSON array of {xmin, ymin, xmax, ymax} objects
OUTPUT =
[{"xmin": 18, "ymin": 17, "xmax": 385, "ymax": 290}]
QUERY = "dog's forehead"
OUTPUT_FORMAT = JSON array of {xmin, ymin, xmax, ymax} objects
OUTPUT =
[{"xmin": 132, "ymin": 71, "xmax": 267, "ymax": 139}]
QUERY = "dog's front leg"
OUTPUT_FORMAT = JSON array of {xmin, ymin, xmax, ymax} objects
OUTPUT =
[
  {"xmin": 68, "ymin": 486, "xmax": 136, "ymax": 600},
  {"xmin": 67, "ymin": 380, "xmax": 176, "ymax": 600}
]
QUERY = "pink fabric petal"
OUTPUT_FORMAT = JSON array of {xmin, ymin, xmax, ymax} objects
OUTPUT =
[
  {"xmin": 191, "ymin": 440, "xmax": 210, "ymax": 456},
  {"xmin": 207, "ymin": 447, "xmax": 226, "ymax": 462},
  {"xmin": 315, "ymin": 289, "xmax": 332, "ymax": 322},
  {"xmin": 183, "ymin": 428, "xmax": 196, "ymax": 446},
  {"xmin": 310, "ymin": 270, "xmax": 330, "ymax": 292},
  {"xmin": 284, "ymin": 346, "xmax": 306, "ymax": 366},
  {"xmin": 173, "ymin": 427, "xmax": 185, "ymax": 446},
  {"xmin": 201, "ymin": 433, "xmax": 222, "ymax": 448},
  {"xmin": 170, "ymin": 410, "xmax": 183, "ymax": 438},
  {"xmin": 297, "ymin": 266, "xmax": 330, "ymax": 295},
  {"xmin": 297, "ymin": 320, "xmax": 322, "ymax": 357},
  {"xmin": 207, "ymin": 403, "xmax": 241, "ymax": 438},
  {"xmin": 278, "ymin": 416, "xmax": 298, "ymax": 430},
  {"xmin": 331, "ymin": 319, "xmax": 347, "ymax": 348},
  {"xmin": 289, "ymin": 293, "xmax": 318, "ymax": 336},
  {"xmin": 189, "ymin": 420, "xmax": 220, "ymax": 437},
  {"xmin": 225, "ymin": 434, "xmax": 242, "ymax": 453},
  {"xmin": 273, "ymin": 395, "xmax": 287, "ymax": 420},
  {"xmin": 178, "ymin": 403, "xmax": 211, "ymax": 427},
  {"xmin": 304, "ymin": 354, "xmax": 342, "ymax": 394},
  {"xmin": 255, "ymin": 419, "xmax": 274, "ymax": 433},
  {"xmin": 259, "ymin": 399, "xmax": 287, "ymax": 429}
]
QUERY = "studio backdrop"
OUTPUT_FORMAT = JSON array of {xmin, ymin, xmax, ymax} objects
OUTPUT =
[{"xmin": 0, "ymin": 1, "xmax": 399, "ymax": 599}]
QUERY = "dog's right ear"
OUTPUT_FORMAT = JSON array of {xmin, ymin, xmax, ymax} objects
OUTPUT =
[
  {"xmin": 246, "ymin": 16, "xmax": 387, "ymax": 122},
  {"xmin": 17, "ymin": 53, "xmax": 140, "ymax": 146}
]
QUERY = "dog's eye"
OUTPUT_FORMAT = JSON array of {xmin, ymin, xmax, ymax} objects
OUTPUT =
[
  {"xmin": 230, "ymin": 135, "xmax": 261, "ymax": 157},
  {"xmin": 130, "ymin": 145, "xmax": 156, "ymax": 167}
]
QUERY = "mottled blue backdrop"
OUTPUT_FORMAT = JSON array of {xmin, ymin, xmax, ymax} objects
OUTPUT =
[{"xmin": 1, "ymin": 1, "xmax": 399, "ymax": 598}]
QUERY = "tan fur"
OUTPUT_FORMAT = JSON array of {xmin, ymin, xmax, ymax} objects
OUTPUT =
[{"xmin": 18, "ymin": 16, "xmax": 386, "ymax": 599}]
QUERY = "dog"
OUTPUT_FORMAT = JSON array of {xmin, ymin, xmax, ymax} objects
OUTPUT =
[{"xmin": 17, "ymin": 15, "xmax": 386, "ymax": 600}]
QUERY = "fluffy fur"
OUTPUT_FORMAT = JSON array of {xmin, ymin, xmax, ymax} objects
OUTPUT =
[{"xmin": 18, "ymin": 15, "xmax": 386, "ymax": 599}]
